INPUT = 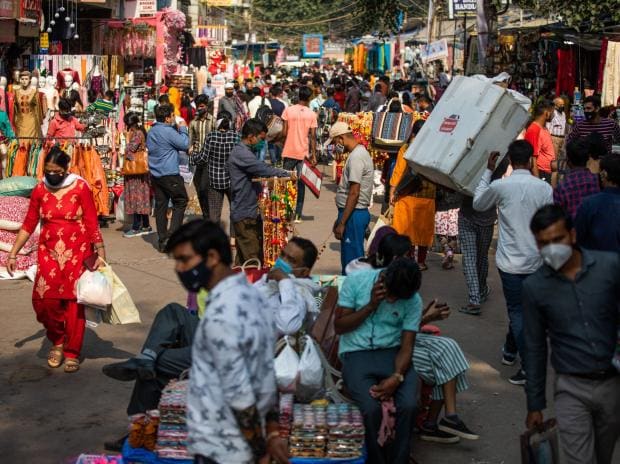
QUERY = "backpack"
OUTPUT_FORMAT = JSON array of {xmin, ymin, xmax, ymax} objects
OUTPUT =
[{"xmin": 255, "ymin": 97, "xmax": 274, "ymax": 124}]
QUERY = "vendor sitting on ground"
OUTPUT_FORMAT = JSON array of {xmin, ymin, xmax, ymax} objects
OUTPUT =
[
  {"xmin": 335, "ymin": 249, "xmax": 421, "ymax": 463},
  {"xmin": 254, "ymin": 236, "xmax": 321, "ymax": 335},
  {"xmin": 101, "ymin": 227, "xmax": 320, "ymax": 451},
  {"xmin": 348, "ymin": 228, "xmax": 479, "ymax": 444}
]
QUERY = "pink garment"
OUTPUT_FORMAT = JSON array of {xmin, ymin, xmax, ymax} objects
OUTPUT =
[
  {"xmin": 281, "ymin": 104, "xmax": 318, "ymax": 160},
  {"xmin": 377, "ymin": 398, "xmax": 396, "ymax": 446}
]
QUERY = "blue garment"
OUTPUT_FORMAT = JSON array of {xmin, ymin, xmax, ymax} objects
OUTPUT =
[
  {"xmin": 0, "ymin": 111, "xmax": 14, "ymax": 138},
  {"xmin": 499, "ymin": 270, "xmax": 531, "ymax": 368},
  {"xmin": 337, "ymin": 208, "xmax": 371, "ymax": 274},
  {"xmin": 269, "ymin": 98, "xmax": 286, "ymax": 117},
  {"xmin": 574, "ymin": 187, "xmax": 620, "ymax": 252},
  {"xmin": 202, "ymin": 85, "xmax": 216, "ymax": 100},
  {"xmin": 146, "ymin": 122, "xmax": 190, "ymax": 178}
]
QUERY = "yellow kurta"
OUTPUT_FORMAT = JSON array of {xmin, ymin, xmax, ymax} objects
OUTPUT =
[{"xmin": 390, "ymin": 145, "xmax": 436, "ymax": 247}]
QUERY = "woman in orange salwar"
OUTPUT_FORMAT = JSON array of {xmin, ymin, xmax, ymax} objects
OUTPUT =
[
  {"xmin": 389, "ymin": 120, "xmax": 436, "ymax": 270},
  {"xmin": 8, "ymin": 147, "xmax": 106, "ymax": 373}
]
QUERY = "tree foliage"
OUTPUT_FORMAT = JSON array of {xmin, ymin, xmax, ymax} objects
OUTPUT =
[{"xmin": 510, "ymin": 0, "xmax": 620, "ymax": 31}]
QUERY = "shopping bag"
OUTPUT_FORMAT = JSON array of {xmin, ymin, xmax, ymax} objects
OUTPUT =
[
  {"xmin": 100, "ymin": 266, "xmax": 141, "ymax": 324},
  {"xmin": 300, "ymin": 160, "xmax": 323, "ymax": 198},
  {"xmin": 77, "ymin": 269, "xmax": 113, "ymax": 308},
  {"xmin": 366, "ymin": 207, "xmax": 393, "ymax": 253},
  {"xmin": 520, "ymin": 419, "xmax": 560, "ymax": 464},
  {"xmin": 232, "ymin": 258, "xmax": 269, "ymax": 283},
  {"xmin": 298, "ymin": 335, "xmax": 324, "ymax": 390},
  {"xmin": 274, "ymin": 335, "xmax": 300, "ymax": 392}
]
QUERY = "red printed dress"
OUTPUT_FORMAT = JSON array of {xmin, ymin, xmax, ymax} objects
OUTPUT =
[{"xmin": 22, "ymin": 179, "xmax": 103, "ymax": 301}]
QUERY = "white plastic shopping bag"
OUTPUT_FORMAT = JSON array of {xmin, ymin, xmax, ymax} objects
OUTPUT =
[
  {"xmin": 77, "ymin": 269, "xmax": 113, "ymax": 308},
  {"xmin": 274, "ymin": 336, "xmax": 300, "ymax": 392},
  {"xmin": 100, "ymin": 265, "xmax": 141, "ymax": 324},
  {"xmin": 298, "ymin": 335, "xmax": 324, "ymax": 389}
]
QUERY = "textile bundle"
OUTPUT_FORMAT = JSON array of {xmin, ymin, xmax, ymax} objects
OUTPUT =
[{"xmin": 0, "ymin": 196, "xmax": 38, "ymax": 280}]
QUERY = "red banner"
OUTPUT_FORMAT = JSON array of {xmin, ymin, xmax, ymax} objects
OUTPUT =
[{"xmin": 20, "ymin": 0, "xmax": 40, "ymax": 22}]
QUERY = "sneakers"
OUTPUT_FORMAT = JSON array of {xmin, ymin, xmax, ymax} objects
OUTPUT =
[
  {"xmin": 102, "ymin": 358, "xmax": 156, "ymax": 381},
  {"xmin": 123, "ymin": 227, "xmax": 153, "ymax": 238},
  {"xmin": 123, "ymin": 229, "xmax": 142, "ymax": 238},
  {"xmin": 509, "ymin": 369, "xmax": 527, "ymax": 386},
  {"xmin": 294, "ymin": 215, "xmax": 302, "ymax": 224},
  {"xmin": 419, "ymin": 426, "xmax": 460, "ymax": 444},
  {"xmin": 459, "ymin": 305, "xmax": 481, "ymax": 316},
  {"xmin": 438, "ymin": 417, "xmax": 480, "ymax": 440},
  {"xmin": 502, "ymin": 346, "xmax": 518, "ymax": 366}
]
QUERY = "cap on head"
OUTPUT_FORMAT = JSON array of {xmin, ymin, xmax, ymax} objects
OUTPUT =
[{"xmin": 224, "ymin": 82, "xmax": 234, "ymax": 89}]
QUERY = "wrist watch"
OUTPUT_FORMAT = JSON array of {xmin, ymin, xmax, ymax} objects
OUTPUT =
[{"xmin": 392, "ymin": 372, "xmax": 404, "ymax": 383}]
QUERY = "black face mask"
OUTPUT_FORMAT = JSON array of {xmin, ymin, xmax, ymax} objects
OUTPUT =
[
  {"xmin": 176, "ymin": 261, "xmax": 211, "ymax": 292},
  {"xmin": 59, "ymin": 112, "xmax": 72, "ymax": 120},
  {"xmin": 584, "ymin": 111, "xmax": 596, "ymax": 121},
  {"xmin": 555, "ymin": 107, "xmax": 564, "ymax": 114},
  {"xmin": 45, "ymin": 172, "xmax": 66, "ymax": 186},
  {"xmin": 197, "ymin": 108, "xmax": 207, "ymax": 116}
]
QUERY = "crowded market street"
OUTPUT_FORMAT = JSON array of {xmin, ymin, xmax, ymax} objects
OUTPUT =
[{"xmin": 1, "ymin": 179, "xmax": 563, "ymax": 463}]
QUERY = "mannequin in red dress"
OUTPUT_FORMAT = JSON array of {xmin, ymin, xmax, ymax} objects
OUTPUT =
[{"xmin": 8, "ymin": 147, "xmax": 106, "ymax": 373}]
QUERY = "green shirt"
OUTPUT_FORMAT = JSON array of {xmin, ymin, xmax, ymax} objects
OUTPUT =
[{"xmin": 337, "ymin": 268, "xmax": 422, "ymax": 357}]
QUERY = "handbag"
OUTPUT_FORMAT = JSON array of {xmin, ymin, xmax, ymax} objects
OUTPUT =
[
  {"xmin": 122, "ymin": 146, "xmax": 149, "ymax": 176},
  {"xmin": 300, "ymin": 159, "xmax": 323, "ymax": 198},
  {"xmin": 371, "ymin": 112, "xmax": 414, "ymax": 154},
  {"xmin": 266, "ymin": 115, "xmax": 283, "ymax": 142}
]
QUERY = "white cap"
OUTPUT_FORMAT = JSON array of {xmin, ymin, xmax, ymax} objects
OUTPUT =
[
  {"xmin": 324, "ymin": 121, "xmax": 352, "ymax": 146},
  {"xmin": 224, "ymin": 82, "xmax": 234, "ymax": 89}
]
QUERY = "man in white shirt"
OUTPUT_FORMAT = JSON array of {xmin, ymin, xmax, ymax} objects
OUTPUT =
[
  {"xmin": 473, "ymin": 140, "xmax": 553, "ymax": 386},
  {"xmin": 253, "ymin": 237, "xmax": 320, "ymax": 336},
  {"xmin": 247, "ymin": 87, "xmax": 271, "ymax": 118}
]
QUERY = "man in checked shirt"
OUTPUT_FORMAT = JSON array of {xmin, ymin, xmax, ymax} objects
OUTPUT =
[{"xmin": 553, "ymin": 139, "xmax": 600, "ymax": 219}]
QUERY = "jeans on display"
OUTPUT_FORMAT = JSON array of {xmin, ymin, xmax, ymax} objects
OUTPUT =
[
  {"xmin": 498, "ymin": 270, "xmax": 531, "ymax": 369},
  {"xmin": 127, "ymin": 303, "xmax": 199, "ymax": 415},
  {"xmin": 283, "ymin": 158, "xmax": 305, "ymax": 218}
]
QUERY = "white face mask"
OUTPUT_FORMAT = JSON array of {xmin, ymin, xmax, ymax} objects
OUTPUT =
[{"xmin": 540, "ymin": 243, "xmax": 573, "ymax": 271}]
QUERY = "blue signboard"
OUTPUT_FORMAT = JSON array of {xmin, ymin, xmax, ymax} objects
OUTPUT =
[{"xmin": 302, "ymin": 34, "xmax": 323, "ymax": 59}]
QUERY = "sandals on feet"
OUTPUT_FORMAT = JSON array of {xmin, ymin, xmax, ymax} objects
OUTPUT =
[
  {"xmin": 418, "ymin": 263, "xmax": 428, "ymax": 271},
  {"xmin": 64, "ymin": 358, "xmax": 80, "ymax": 373},
  {"xmin": 48, "ymin": 345, "xmax": 64, "ymax": 368}
]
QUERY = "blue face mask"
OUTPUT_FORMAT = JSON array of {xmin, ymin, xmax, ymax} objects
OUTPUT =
[{"xmin": 272, "ymin": 257, "xmax": 293, "ymax": 274}]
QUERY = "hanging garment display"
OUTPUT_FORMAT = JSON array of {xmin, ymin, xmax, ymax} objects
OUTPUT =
[
  {"xmin": 601, "ymin": 41, "xmax": 620, "ymax": 107},
  {"xmin": 556, "ymin": 48, "xmax": 576, "ymax": 98}
]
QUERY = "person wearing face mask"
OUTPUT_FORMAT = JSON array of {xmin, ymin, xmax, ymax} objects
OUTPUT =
[
  {"xmin": 574, "ymin": 155, "xmax": 620, "ymax": 252},
  {"xmin": 102, "ymin": 221, "xmax": 289, "ymax": 464},
  {"xmin": 189, "ymin": 94, "xmax": 215, "ymax": 218},
  {"xmin": 473, "ymin": 141, "xmax": 553, "ymax": 385},
  {"xmin": 217, "ymin": 82, "xmax": 239, "ymax": 123},
  {"xmin": 524, "ymin": 100, "xmax": 556, "ymax": 182},
  {"xmin": 7, "ymin": 147, "xmax": 105, "ymax": 374},
  {"xmin": 46, "ymin": 97, "xmax": 86, "ymax": 140},
  {"xmin": 327, "ymin": 122, "xmax": 374, "ymax": 274},
  {"xmin": 546, "ymin": 96, "xmax": 567, "ymax": 158},
  {"xmin": 523, "ymin": 204, "xmax": 620, "ymax": 464},
  {"xmin": 253, "ymin": 237, "xmax": 320, "ymax": 336},
  {"xmin": 567, "ymin": 95, "xmax": 620, "ymax": 156},
  {"xmin": 228, "ymin": 118, "xmax": 293, "ymax": 265},
  {"xmin": 146, "ymin": 104, "xmax": 190, "ymax": 252}
]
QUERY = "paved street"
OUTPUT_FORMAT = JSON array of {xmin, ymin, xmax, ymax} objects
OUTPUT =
[{"xmin": 0, "ymin": 172, "xmax": 615, "ymax": 464}]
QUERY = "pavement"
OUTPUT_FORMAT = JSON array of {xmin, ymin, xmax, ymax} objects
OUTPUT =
[{"xmin": 0, "ymin": 170, "xmax": 617, "ymax": 464}]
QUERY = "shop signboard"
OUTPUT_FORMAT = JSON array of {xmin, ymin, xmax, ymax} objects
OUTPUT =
[
  {"xmin": 20, "ymin": 0, "xmax": 41, "ymax": 22},
  {"xmin": 302, "ymin": 34, "xmax": 323, "ymax": 59},
  {"xmin": 420, "ymin": 38, "xmax": 448, "ymax": 63},
  {"xmin": 448, "ymin": 0, "xmax": 477, "ymax": 19},
  {"xmin": 137, "ymin": 0, "xmax": 155, "ymax": 15},
  {"xmin": 0, "ymin": 0, "xmax": 13, "ymax": 18},
  {"xmin": 39, "ymin": 32, "xmax": 49, "ymax": 54}
]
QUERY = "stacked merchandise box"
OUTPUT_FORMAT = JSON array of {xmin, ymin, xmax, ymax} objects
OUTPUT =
[{"xmin": 156, "ymin": 379, "xmax": 191, "ymax": 461}]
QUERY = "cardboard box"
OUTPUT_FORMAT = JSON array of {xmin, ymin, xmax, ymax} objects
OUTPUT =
[{"xmin": 404, "ymin": 75, "xmax": 531, "ymax": 195}]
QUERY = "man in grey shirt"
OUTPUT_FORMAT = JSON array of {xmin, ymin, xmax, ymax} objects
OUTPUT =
[
  {"xmin": 217, "ymin": 82, "xmax": 238, "ymax": 120},
  {"xmin": 327, "ymin": 122, "xmax": 374, "ymax": 273},
  {"xmin": 523, "ymin": 204, "xmax": 620, "ymax": 464},
  {"xmin": 229, "ymin": 118, "xmax": 291, "ymax": 265}
]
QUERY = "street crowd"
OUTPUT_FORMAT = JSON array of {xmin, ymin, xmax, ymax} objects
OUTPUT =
[{"xmin": 4, "ymin": 64, "xmax": 620, "ymax": 463}]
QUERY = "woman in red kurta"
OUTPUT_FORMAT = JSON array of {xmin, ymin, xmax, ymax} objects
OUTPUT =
[{"xmin": 8, "ymin": 147, "xmax": 106, "ymax": 373}]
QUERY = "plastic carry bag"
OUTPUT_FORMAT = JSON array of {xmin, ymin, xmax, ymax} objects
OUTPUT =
[
  {"xmin": 115, "ymin": 192, "xmax": 125, "ymax": 223},
  {"xmin": 298, "ymin": 335, "xmax": 324, "ymax": 389},
  {"xmin": 100, "ymin": 266, "xmax": 141, "ymax": 324},
  {"xmin": 77, "ymin": 269, "xmax": 113, "ymax": 308},
  {"xmin": 366, "ymin": 207, "xmax": 393, "ymax": 253},
  {"xmin": 520, "ymin": 419, "xmax": 560, "ymax": 464},
  {"xmin": 274, "ymin": 335, "xmax": 300, "ymax": 391}
]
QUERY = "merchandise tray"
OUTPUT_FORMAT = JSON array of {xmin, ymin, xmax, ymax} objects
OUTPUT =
[{"xmin": 121, "ymin": 440, "xmax": 192, "ymax": 464}]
